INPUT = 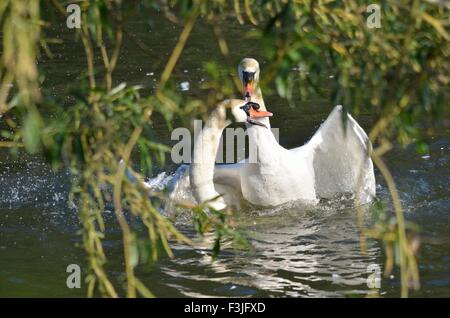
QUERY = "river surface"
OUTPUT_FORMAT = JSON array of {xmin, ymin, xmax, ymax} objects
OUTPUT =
[{"xmin": 0, "ymin": 8, "xmax": 449, "ymax": 297}]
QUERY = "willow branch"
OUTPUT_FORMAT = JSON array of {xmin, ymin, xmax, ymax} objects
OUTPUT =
[
  {"xmin": 371, "ymin": 153, "xmax": 420, "ymax": 297},
  {"xmin": 157, "ymin": 1, "xmax": 201, "ymax": 91},
  {"xmin": 81, "ymin": 25, "xmax": 96, "ymax": 90},
  {"xmin": 113, "ymin": 107, "xmax": 153, "ymax": 297}
]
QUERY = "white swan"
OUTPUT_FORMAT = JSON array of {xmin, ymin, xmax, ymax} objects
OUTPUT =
[
  {"xmin": 240, "ymin": 104, "xmax": 376, "ymax": 206},
  {"xmin": 157, "ymin": 58, "xmax": 376, "ymax": 209},
  {"xmin": 188, "ymin": 103, "xmax": 375, "ymax": 209},
  {"xmin": 234, "ymin": 58, "xmax": 375, "ymax": 206}
]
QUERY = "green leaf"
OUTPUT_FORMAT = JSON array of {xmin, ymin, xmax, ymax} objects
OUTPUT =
[{"xmin": 22, "ymin": 110, "xmax": 42, "ymax": 154}]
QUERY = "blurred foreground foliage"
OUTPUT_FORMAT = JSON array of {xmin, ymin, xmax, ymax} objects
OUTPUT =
[{"xmin": 0, "ymin": 0, "xmax": 448, "ymax": 297}]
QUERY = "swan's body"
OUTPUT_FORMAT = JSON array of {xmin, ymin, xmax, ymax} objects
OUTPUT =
[
  {"xmin": 241, "ymin": 105, "xmax": 375, "ymax": 206},
  {"xmin": 153, "ymin": 58, "xmax": 376, "ymax": 209},
  {"xmin": 240, "ymin": 124, "xmax": 317, "ymax": 206}
]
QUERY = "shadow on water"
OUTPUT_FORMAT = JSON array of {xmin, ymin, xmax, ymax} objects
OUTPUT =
[{"xmin": 0, "ymin": 8, "xmax": 449, "ymax": 297}]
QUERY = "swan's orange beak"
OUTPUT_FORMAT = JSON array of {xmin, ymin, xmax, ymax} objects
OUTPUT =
[
  {"xmin": 249, "ymin": 107, "xmax": 272, "ymax": 118},
  {"xmin": 244, "ymin": 82, "xmax": 253, "ymax": 99}
]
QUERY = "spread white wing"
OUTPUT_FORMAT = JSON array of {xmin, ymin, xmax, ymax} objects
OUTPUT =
[{"xmin": 302, "ymin": 105, "xmax": 376, "ymax": 203}]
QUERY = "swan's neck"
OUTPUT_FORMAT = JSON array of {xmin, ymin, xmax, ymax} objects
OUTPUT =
[
  {"xmin": 247, "ymin": 125, "xmax": 280, "ymax": 164},
  {"xmin": 190, "ymin": 105, "xmax": 229, "ymax": 209},
  {"xmin": 250, "ymin": 86, "xmax": 265, "ymax": 109},
  {"xmin": 247, "ymin": 86, "xmax": 271, "ymax": 129}
]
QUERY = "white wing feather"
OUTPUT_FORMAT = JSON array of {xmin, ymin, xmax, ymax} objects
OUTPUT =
[{"xmin": 305, "ymin": 105, "xmax": 376, "ymax": 203}]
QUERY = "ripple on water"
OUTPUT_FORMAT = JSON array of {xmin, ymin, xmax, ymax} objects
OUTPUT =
[{"xmin": 1, "ymin": 133, "xmax": 449, "ymax": 297}]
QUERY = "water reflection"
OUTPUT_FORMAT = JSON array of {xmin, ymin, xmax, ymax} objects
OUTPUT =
[{"xmin": 153, "ymin": 201, "xmax": 382, "ymax": 297}]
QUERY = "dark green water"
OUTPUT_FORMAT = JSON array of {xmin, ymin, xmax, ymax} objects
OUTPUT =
[{"xmin": 0, "ymin": 9, "xmax": 449, "ymax": 297}]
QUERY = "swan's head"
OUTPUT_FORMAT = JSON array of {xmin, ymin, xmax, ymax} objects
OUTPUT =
[
  {"xmin": 230, "ymin": 100, "xmax": 272, "ymax": 128},
  {"xmin": 238, "ymin": 58, "xmax": 260, "ymax": 100}
]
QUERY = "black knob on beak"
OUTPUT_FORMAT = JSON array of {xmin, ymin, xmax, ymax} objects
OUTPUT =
[
  {"xmin": 242, "ymin": 71, "xmax": 255, "ymax": 84},
  {"xmin": 240, "ymin": 103, "xmax": 251, "ymax": 116},
  {"xmin": 240, "ymin": 102, "xmax": 261, "ymax": 116},
  {"xmin": 251, "ymin": 102, "xmax": 260, "ymax": 111}
]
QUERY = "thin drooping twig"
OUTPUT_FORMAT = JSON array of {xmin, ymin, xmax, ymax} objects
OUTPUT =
[
  {"xmin": 113, "ymin": 126, "xmax": 144, "ymax": 298},
  {"xmin": 354, "ymin": 139, "xmax": 393, "ymax": 254},
  {"xmin": 371, "ymin": 153, "xmax": 420, "ymax": 298},
  {"xmin": 157, "ymin": 1, "xmax": 202, "ymax": 91},
  {"xmin": 0, "ymin": 141, "xmax": 24, "ymax": 148},
  {"xmin": 81, "ymin": 24, "xmax": 96, "ymax": 90},
  {"xmin": 244, "ymin": 0, "xmax": 258, "ymax": 25},
  {"xmin": 98, "ymin": 7, "xmax": 123, "ymax": 91},
  {"xmin": 112, "ymin": 106, "xmax": 154, "ymax": 298},
  {"xmin": 0, "ymin": 72, "xmax": 13, "ymax": 114}
]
